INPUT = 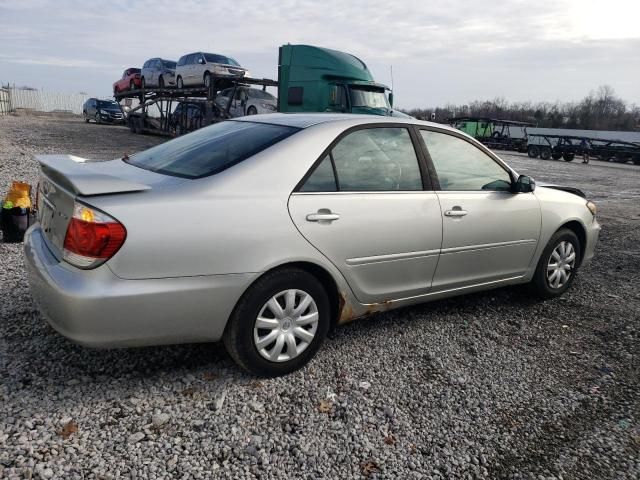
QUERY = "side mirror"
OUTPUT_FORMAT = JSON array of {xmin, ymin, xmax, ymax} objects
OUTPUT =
[
  {"xmin": 513, "ymin": 174, "xmax": 535, "ymax": 193},
  {"xmin": 388, "ymin": 92, "xmax": 394, "ymax": 107}
]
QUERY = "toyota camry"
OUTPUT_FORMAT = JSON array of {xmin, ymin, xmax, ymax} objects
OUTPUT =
[{"xmin": 24, "ymin": 114, "xmax": 600, "ymax": 376}]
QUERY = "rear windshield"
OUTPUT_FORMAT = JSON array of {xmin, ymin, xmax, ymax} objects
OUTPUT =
[{"xmin": 125, "ymin": 121, "xmax": 299, "ymax": 179}]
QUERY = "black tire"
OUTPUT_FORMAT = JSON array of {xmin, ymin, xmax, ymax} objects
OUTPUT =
[
  {"xmin": 530, "ymin": 228, "xmax": 581, "ymax": 299},
  {"xmin": 83, "ymin": 111, "xmax": 89, "ymax": 123},
  {"xmin": 527, "ymin": 145, "xmax": 540, "ymax": 158},
  {"xmin": 129, "ymin": 80, "xmax": 135, "ymax": 91},
  {"xmin": 203, "ymin": 71, "xmax": 211, "ymax": 88},
  {"xmin": 223, "ymin": 268, "xmax": 331, "ymax": 377},
  {"xmin": 540, "ymin": 147, "xmax": 552, "ymax": 160},
  {"xmin": 246, "ymin": 106, "xmax": 258, "ymax": 115},
  {"xmin": 159, "ymin": 76, "xmax": 165, "ymax": 88},
  {"xmin": 563, "ymin": 153, "xmax": 575, "ymax": 162},
  {"xmin": 94, "ymin": 113, "xmax": 101, "ymax": 125},
  {"xmin": 552, "ymin": 152, "xmax": 563, "ymax": 160},
  {"xmin": 177, "ymin": 76, "xmax": 183, "ymax": 89}
]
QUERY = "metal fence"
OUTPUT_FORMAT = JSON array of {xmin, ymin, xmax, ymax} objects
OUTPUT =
[{"xmin": 0, "ymin": 87, "xmax": 92, "ymax": 115}]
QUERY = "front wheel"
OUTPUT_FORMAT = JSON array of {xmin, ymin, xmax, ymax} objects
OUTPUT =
[
  {"xmin": 246, "ymin": 106, "xmax": 258, "ymax": 115},
  {"xmin": 203, "ymin": 71, "xmax": 211, "ymax": 88},
  {"xmin": 223, "ymin": 268, "xmax": 330, "ymax": 377},
  {"xmin": 177, "ymin": 76, "xmax": 184, "ymax": 89},
  {"xmin": 530, "ymin": 228, "xmax": 581, "ymax": 299}
]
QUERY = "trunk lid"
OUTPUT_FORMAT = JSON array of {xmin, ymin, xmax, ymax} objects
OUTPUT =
[{"xmin": 35, "ymin": 154, "xmax": 184, "ymax": 259}]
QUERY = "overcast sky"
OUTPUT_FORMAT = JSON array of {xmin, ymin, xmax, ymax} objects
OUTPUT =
[{"xmin": 1, "ymin": 0, "xmax": 639, "ymax": 109}]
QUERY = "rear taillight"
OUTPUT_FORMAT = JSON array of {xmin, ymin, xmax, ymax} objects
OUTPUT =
[{"xmin": 63, "ymin": 202, "xmax": 126, "ymax": 269}]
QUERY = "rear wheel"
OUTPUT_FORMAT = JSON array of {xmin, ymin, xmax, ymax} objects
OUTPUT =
[
  {"xmin": 527, "ymin": 145, "xmax": 540, "ymax": 158},
  {"xmin": 530, "ymin": 228, "xmax": 581, "ymax": 299},
  {"xmin": 223, "ymin": 268, "xmax": 330, "ymax": 377},
  {"xmin": 563, "ymin": 153, "xmax": 575, "ymax": 162},
  {"xmin": 552, "ymin": 152, "xmax": 563, "ymax": 160},
  {"xmin": 203, "ymin": 71, "xmax": 211, "ymax": 88},
  {"xmin": 246, "ymin": 106, "xmax": 258, "ymax": 115},
  {"xmin": 540, "ymin": 147, "xmax": 552, "ymax": 160}
]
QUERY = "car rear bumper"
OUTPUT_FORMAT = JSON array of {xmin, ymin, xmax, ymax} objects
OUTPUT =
[{"xmin": 24, "ymin": 225, "xmax": 255, "ymax": 347}]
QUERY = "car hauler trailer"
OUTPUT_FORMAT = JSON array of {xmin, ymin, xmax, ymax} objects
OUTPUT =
[
  {"xmin": 527, "ymin": 133, "xmax": 640, "ymax": 164},
  {"xmin": 114, "ymin": 76, "xmax": 278, "ymax": 136},
  {"xmin": 114, "ymin": 44, "xmax": 406, "ymax": 136},
  {"xmin": 449, "ymin": 117, "xmax": 532, "ymax": 152}
]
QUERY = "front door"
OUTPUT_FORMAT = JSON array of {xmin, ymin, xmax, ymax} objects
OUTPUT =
[
  {"xmin": 418, "ymin": 129, "xmax": 541, "ymax": 290},
  {"xmin": 288, "ymin": 126, "xmax": 442, "ymax": 304}
]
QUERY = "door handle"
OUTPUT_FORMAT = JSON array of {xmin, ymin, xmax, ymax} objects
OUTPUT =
[
  {"xmin": 444, "ymin": 207, "xmax": 468, "ymax": 217},
  {"xmin": 306, "ymin": 209, "xmax": 340, "ymax": 223}
]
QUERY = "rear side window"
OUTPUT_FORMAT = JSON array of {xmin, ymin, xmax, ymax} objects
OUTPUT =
[
  {"xmin": 300, "ymin": 127, "xmax": 423, "ymax": 192},
  {"xmin": 126, "ymin": 121, "xmax": 299, "ymax": 179},
  {"xmin": 300, "ymin": 156, "xmax": 337, "ymax": 192}
]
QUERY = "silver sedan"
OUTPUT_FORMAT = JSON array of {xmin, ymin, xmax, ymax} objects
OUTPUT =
[{"xmin": 24, "ymin": 114, "xmax": 600, "ymax": 376}]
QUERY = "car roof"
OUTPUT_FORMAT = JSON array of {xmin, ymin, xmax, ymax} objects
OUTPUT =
[{"xmin": 233, "ymin": 112, "xmax": 459, "ymax": 131}]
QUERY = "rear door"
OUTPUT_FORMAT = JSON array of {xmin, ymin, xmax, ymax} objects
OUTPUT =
[
  {"xmin": 418, "ymin": 128, "xmax": 541, "ymax": 290},
  {"xmin": 288, "ymin": 125, "xmax": 442, "ymax": 304}
]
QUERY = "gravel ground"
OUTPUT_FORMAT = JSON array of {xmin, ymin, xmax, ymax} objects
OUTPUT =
[{"xmin": 1, "ymin": 112, "xmax": 638, "ymax": 479}]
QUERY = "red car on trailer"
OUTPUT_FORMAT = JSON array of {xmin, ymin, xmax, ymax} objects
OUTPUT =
[{"xmin": 113, "ymin": 68, "xmax": 141, "ymax": 94}]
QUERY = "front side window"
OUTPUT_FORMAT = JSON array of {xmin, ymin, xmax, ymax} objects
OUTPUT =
[
  {"xmin": 300, "ymin": 127, "xmax": 423, "ymax": 192},
  {"xmin": 420, "ymin": 130, "xmax": 512, "ymax": 191},
  {"xmin": 126, "ymin": 121, "xmax": 299, "ymax": 179}
]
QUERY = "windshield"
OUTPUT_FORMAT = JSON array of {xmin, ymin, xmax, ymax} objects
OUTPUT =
[
  {"xmin": 349, "ymin": 87, "xmax": 390, "ymax": 110},
  {"xmin": 97, "ymin": 100, "xmax": 120, "ymax": 109},
  {"xmin": 248, "ymin": 89, "xmax": 276, "ymax": 100},
  {"xmin": 162, "ymin": 60, "xmax": 176, "ymax": 69},
  {"xmin": 125, "ymin": 121, "xmax": 299, "ymax": 179},
  {"xmin": 203, "ymin": 53, "xmax": 240, "ymax": 66}
]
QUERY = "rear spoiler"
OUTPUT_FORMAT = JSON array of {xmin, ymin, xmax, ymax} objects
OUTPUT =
[{"xmin": 36, "ymin": 155, "xmax": 150, "ymax": 196}]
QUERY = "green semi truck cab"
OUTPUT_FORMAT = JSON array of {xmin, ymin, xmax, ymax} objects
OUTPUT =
[{"xmin": 278, "ymin": 44, "xmax": 405, "ymax": 117}]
